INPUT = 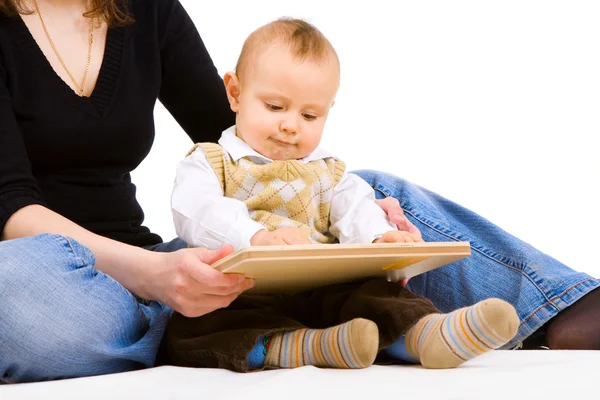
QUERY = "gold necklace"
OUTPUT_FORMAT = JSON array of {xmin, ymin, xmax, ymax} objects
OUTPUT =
[{"xmin": 32, "ymin": 0, "xmax": 94, "ymax": 96}]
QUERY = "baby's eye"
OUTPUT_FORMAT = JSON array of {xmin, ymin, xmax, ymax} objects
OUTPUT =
[
  {"xmin": 303, "ymin": 114, "xmax": 317, "ymax": 121},
  {"xmin": 266, "ymin": 103, "xmax": 283, "ymax": 111}
]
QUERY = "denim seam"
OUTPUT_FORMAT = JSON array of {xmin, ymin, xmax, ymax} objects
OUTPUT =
[
  {"xmin": 48, "ymin": 234, "xmax": 88, "ymax": 268},
  {"xmin": 519, "ymin": 277, "xmax": 596, "ymax": 327},
  {"xmin": 66, "ymin": 236, "xmax": 96, "ymax": 269},
  {"xmin": 56, "ymin": 236, "xmax": 138, "ymax": 305},
  {"xmin": 372, "ymin": 185, "xmax": 555, "ymax": 308}
]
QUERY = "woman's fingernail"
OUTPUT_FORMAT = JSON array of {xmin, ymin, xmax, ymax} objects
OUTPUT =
[{"xmin": 392, "ymin": 213, "xmax": 405, "ymax": 220}]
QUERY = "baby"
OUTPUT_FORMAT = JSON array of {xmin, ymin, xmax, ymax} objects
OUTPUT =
[{"xmin": 164, "ymin": 18, "xmax": 519, "ymax": 371}]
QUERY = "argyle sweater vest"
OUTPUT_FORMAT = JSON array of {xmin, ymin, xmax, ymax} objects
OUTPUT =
[{"xmin": 188, "ymin": 143, "xmax": 346, "ymax": 243}]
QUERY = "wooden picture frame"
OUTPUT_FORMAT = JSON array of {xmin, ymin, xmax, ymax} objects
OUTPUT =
[{"xmin": 212, "ymin": 241, "xmax": 471, "ymax": 294}]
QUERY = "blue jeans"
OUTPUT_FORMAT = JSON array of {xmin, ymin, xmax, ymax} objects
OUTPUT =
[
  {"xmin": 1, "ymin": 170, "xmax": 598, "ymax": 382},
  {"xmin": 0, "ymin": 234, "xmax": 186, "ymax": 383},
  {"xmin": 354, "ymin": 170, "xmax": 599, "ymax": 349}
]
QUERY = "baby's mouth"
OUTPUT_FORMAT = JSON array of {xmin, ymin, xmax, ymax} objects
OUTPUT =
[{"xmin": 271, "ymin": 137, "xmax": 296, "ymax": 146}]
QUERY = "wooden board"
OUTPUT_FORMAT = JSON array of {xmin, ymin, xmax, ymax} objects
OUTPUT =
[{"xmin": 212, "ymin": 241, "xmax": 471, "ymax": 294}]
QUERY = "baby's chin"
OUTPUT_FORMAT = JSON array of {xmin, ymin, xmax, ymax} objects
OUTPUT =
[
  {"xmin": 263, "ymin": 149, "xmax": 307, "ymax": 161},
  {"xmin": 265, "ymin": 152, "xmax": 299, "ymax": 161}
]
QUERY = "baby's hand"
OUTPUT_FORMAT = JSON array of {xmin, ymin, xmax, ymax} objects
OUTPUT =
[
  {"xmin": 374, "ymin": 230, "xmax": 424, "ymax": 244},
  {"xmin": 250, "ymin": 227, "xmax": 312, "ymax": 246},
  {"xmin": 374, "ymin": 230, "xmax": 422, "ymax": 288}
]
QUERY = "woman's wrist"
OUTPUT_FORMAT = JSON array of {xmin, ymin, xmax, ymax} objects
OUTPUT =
[{"xmin": 103, "ymin": 245, "xmax": 168, "ymax": 301}]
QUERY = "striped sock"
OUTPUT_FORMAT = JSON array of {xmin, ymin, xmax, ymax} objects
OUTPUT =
[
  {"xmin": 404, "ymin": 298, "xmax": 519, "ymax": 369},
  {"xmin": 264, "ymin": 318, "xmax": 379, "ymax": 369}
]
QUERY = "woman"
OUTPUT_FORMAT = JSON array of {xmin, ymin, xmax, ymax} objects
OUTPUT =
[{"xmin": 0, "ymin": 0, "xmax": 597, "ymax": 383}]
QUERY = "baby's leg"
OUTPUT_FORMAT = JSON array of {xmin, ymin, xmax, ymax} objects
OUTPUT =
[
  {"xmin": 333, "ymin": 279, "xmax": 518, "ymax": 368},
  {"xmin": 161, "ymin": 294, "xmax": 306, "ymax": 372},
  {"xmin": 162, "ymin": 292, "xmax": 380, "ymax": 371},
  {"xmin": 397, "ymin": 298, "xmax": 519, "ymax": 369}
]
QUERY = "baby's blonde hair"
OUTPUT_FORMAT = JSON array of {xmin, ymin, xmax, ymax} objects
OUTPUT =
[{"xmin": 235, "ymin": 18, "xmax": 339, "ymax": 82}]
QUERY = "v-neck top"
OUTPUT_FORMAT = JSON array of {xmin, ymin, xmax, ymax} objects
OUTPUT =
[{"xmin": 0, "ymin": 0, "xmax": 235, "ymax": 246}]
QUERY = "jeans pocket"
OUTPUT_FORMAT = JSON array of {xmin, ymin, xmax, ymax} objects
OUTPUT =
[{"xmin": 44, "ymin": 233, "xmax": 97, "ymax": 271}]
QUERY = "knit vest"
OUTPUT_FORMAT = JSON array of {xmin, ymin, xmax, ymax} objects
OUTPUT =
[{"xmin": 187, "ymin": 143, "xmax": 346, "ymax": 244}]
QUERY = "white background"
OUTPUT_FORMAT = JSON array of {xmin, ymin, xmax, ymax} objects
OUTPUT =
[{"xmin": 132, "ymin": 0, "xmax": 599, "ymax": 277}]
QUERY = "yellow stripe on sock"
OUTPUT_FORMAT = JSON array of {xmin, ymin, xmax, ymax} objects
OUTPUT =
[
  {"xmin": 458, "ymin": 309, "xmax": 485, "ymax": 354},
  {"xmin": 450, "ymin": 309, "xmax": 477, "ymax": 359},
  {"xmin": 474, "ymin": 305, "xmax": 505, "ymax": 346},
  {"xmin": 315, "ymin": 330, "xmax": 325, "ymax": 365},
  {"xmin": 464, "ymin": 310, "xmax": 494, "ymax": 350},
  {"xmin": 330, "ymin": 326, "xmax": 345, "ymax": 367},
  {"xmin": 265, "ymin": 320, "xmax": 376, "ymax": 370},
  {"xmin": 295, "ymin": 330, "xmax": 302, "ymax": 368}
]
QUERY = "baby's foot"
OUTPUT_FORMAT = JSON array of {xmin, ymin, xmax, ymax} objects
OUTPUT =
[
  {"xmin": 404, "ymin": 298, "xmax": 519, "ymax": 369},
  {"xmin": 265, "ymin": 318, "xmax": 379, "ymax": 369}
]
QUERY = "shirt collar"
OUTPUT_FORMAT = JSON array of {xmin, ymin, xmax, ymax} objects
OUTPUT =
[{"xmin": 218, "ymin": 125, "xmax": 336, "ymax": 163}]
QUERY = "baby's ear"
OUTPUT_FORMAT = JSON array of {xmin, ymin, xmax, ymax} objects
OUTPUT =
[{"xmin": 224, "ymin": 72, "xmax": 241, "ymax": 112}]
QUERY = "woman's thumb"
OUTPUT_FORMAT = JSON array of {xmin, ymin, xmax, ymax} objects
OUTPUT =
[{"xmin": 194, "ymin": 244, "xmax": 235, "ymax": 265}]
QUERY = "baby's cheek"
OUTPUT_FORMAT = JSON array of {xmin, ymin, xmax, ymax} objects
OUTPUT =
[{"xmin": 303, "ymin": 136, "xmax": 321, "ymax": 154}]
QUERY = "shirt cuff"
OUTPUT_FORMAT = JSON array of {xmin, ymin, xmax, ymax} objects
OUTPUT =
[
  {"xmin": 354, "ymin": 219, "xmax": 398, "ymax": 244},
  {"xmin": 224, "ymin": 218, "xmax": 266, "ymax": 251}
]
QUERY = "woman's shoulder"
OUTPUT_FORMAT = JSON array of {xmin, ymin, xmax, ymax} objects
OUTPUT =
[
  {"xmin": 129, "ymin": 0, "xmax": 194, "ymax": 37},
  {"xmin": 129, "ymin": 0, "xmax": 187, "ymax": 22}
]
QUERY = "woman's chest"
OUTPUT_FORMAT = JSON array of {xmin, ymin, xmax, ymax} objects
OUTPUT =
[
  {"xmin": 19, "ymin": 12, "xmax": 107, "ymax": 98},
  {"xmin": 1, "ymin": 15, "xmax": 164, "ymax": 173}
]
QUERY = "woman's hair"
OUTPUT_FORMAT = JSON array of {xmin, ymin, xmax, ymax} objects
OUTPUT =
[{"xmin": 0, "ymin": 0, "xmax": 134, "ymax": 27}]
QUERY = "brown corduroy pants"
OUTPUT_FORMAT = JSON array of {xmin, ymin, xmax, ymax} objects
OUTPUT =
[{"xmin": 159, "ymin": 278, "xmax": 440, "ymax": 372}]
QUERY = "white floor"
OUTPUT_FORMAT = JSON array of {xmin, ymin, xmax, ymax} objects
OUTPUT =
[{"xmin": 2, "ymin": 351, "xmax": 598, "ymax": 400}]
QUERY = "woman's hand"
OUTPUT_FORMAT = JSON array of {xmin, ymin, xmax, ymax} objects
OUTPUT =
[
  {"xmin": 250, "ymin": 227, "xmax": 312, "ymax": 246},
  {"xmin": 374, "ymin": 197, "xmax": 422, "ymax": 240},
  {"xmin": 148, "ymin": 245, "xmax": 254, "ymax": 317}
]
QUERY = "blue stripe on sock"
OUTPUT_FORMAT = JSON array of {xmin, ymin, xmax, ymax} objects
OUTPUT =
[
  {"xmin": 305, "ymin": 330, "xmax": 313, "ymax": 365},
  {"xmin": 467, "ymin": 306, "xmax": 498, "ymax": 347},
  {"xmin": 444, "ymin": 312, "xmax": 470, "ymax": 359},
  {"xmin": 339, "ymin": 322, "xmax": 357, "ymax": 368},
  {"xmin": 283, "ymin": 331, "xmax": 290, "ymax": 367},
  {"xmin": 417, "ymin": 315, "xmax": 437, "ymax": 351},
  {"xmin": 247, "ymin": 335, "xmax": 267, "ymax": 368},
  {"xmin": 320, "ymin": 329, "xmax": 334, "ymax": 366}
]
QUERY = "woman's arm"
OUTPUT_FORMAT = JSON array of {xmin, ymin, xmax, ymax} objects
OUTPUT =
[
  {"xmin": 3, "ymin": 205, "xmax": 159, "ymax": 295},
  {"xmin": 156, "ymin": 0, "xmax": 235, "ymax": 143},
  {"xmin": 0, "ymin": 60, "xmax": 251, "ymax": 317},
  {"xmin": 4, "ymin": 204, "xmax": 252, "ymax": 317}
]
